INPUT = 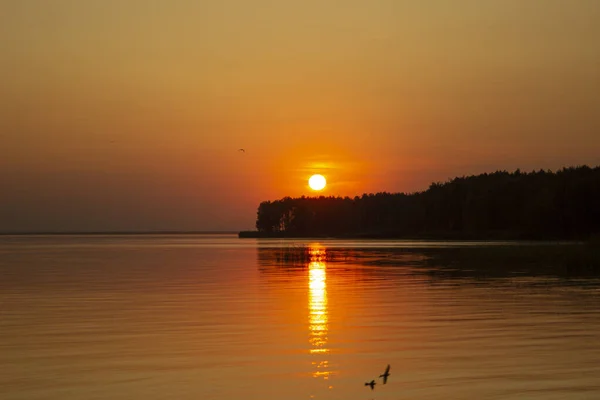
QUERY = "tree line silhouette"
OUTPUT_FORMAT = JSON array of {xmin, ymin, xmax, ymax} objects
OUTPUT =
[{"xmin": 247, "ymin": 166, "xmax": 600, "ymax": 240}]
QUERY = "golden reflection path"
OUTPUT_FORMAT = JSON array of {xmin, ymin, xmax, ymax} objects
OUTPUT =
[{"xmin": 308, "ymin": 246, "xmax": 330, "ymax": 380}]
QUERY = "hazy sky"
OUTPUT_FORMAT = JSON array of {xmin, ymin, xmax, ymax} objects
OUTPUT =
[{"xmin": 2, "ymin": 0, "xmax": 600, "ymax": 232}]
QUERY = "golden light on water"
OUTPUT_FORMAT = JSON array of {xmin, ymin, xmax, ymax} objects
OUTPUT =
[
  {"xmin": 308, "ymin": 247, "xmax": 330, "ymax": 380},
  {"xmin": 309, "ymin": 263, "xmax": 327, "ymax": 350}
]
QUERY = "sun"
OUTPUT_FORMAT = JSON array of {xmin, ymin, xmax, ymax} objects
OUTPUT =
[{"xmin": 308, "ymin": 174, "xmax": 326, "ymax": 191}]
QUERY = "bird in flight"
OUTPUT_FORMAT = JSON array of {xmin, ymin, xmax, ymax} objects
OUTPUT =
[
  {"xmin": 379, "ymin": 364, "xmax": 391, "ymax": 384},
  {"xmin": 238, "ymin": 148, "xmax": 245, "ymax": 152},
  {"xmin": 365, "ymin": 380, "xmax": 376, "ymax": 390}
]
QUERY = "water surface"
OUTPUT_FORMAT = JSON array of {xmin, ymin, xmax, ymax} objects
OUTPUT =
[{"xmin": 1, "ymin": 235, "xmax": 599, "ymax": 399}]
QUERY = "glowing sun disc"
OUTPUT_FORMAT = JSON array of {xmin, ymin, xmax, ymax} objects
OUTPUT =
[{"xmin": 309, "ymin": 174, "xmax": 326, "ymax": 191}]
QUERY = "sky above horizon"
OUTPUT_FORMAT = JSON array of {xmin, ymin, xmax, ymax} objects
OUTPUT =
[{"xmin": 2, "ymin": 1, "xmax": 600, "ymax": 232}]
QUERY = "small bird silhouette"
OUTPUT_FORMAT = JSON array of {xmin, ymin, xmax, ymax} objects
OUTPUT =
[
  {"xmin": 365, "ymin": 380, "xmax": 376, "ymax": 390},
  {"xmin": 238, "ymin": 148, "xmax": 245, "ymax": 152},
  {"xmin": 379, "ymin": 364, "xmax": 391, "ymax": 384}
]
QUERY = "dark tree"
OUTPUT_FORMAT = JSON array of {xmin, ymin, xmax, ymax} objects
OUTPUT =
[{"xmin": 253, "ymin": 166, "xmax": 600, "ymax": 240}]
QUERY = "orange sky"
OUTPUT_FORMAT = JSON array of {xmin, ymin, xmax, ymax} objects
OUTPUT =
[{"xmin": 2, "ymin": 1, "xmax": 600, "ymax": 231}]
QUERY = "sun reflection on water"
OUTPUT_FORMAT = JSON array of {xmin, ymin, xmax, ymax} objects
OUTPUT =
[{"xmin": 308, "ymin": 246, "xmax": 330, "ymax": 379}]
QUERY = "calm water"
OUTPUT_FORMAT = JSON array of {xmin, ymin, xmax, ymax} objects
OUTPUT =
[{"xmin": 1, "ymin": 235, "xmax": 600, "ymax": 400}]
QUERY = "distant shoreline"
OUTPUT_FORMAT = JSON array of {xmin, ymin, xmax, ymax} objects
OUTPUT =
[
  {"xmin": 238, "ymin": 230, "xmax": 587, "ymax": 241},
  {"xmin": 0, "ymin": 231, "xmax": 239, "ymax": 236}
]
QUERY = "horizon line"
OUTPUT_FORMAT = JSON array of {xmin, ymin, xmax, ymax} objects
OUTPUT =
[{"xmin": 0, "ymin": 231, "xmax": 242, "ymax": 236}]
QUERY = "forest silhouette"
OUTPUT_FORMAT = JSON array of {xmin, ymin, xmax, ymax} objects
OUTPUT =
[{"xmin": 242, "ymin": 166, "xmax": 600, "ymax": 240}]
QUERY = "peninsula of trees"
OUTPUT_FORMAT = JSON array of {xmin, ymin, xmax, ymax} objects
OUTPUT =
[{"xmin": 240, "ymin": 166, "xmax": 600, "ymax": 240}]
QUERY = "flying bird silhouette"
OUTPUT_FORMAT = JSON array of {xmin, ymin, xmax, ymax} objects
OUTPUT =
[
  {"xmin": 365, "ymin": 380, "xmax": 376, "ymax": 390},
  {"xmin": 379, "ymin": 364, "xmax": 391, "ymax": 384},
  {"xmin": 238, "ymin": 148, "xmax": 245, "ymax": 152}
]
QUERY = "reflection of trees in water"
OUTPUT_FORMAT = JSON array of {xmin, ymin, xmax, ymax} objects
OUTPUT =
[
  {"xmin": 421, "ymin": 246, "xmax": 600, "ymax": 280},
  {"xmin": 257, "ymin": 244, "xmax": 600, "ymax": 288},
  {"xmin": 257, "ymin": 246, "xmax": 424, "ymax": 270}
]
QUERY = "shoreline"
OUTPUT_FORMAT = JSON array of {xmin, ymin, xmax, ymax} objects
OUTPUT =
[{"xmin": 238, "ymin": 230, "xmax": 592, "ymax": 241}]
